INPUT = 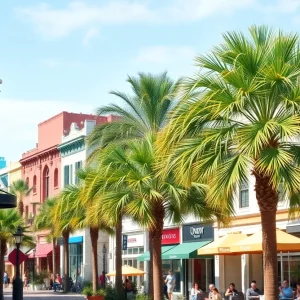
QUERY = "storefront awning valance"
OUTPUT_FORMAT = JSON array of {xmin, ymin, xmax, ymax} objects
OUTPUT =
[
  {"xmin": 198, "ymin": 232, "xmax": 248, "ymax": 255},
  {"xmin": 162, "ymin": 241, "xmax": 212, "ymax": 259},
  {"xmin": 28, "ymin": 243, "xmax": 54, "ymax": 258},
  {"xmin": 137, "ymin": 245, "xmax": 176, "ymax": 261}
]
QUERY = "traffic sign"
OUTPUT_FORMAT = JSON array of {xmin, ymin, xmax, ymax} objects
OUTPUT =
[{"xmin": 8, "ymin": 249, "xmax": 27, "ymax": 266}]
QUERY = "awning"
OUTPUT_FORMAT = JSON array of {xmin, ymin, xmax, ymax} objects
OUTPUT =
[
  {"xmin": 230, "ymin": 229, "xmax": 300, "ymax": 254},
  {"xmin": 162, "ymin": 241, "xmax": 212, "ymax": 259},
  {"xmin": 198, "ymin": 232, "xmax": 248, "ymax": 255},
  {"xmin": 107, "ymin": 265, "xmax": 145, "ymax": 277},
  {"xmin": 137, "ymin": 245, "xmax": 176, "ymax": 261},
  {"xmin": 28, "ymin": 243, "xmax": 54, "ymax": 258}
]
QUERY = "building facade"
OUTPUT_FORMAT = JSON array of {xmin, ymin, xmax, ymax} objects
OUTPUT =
[
  {"xmin": 57, "ymin": 119, "xmax": 111, "ymax": 282},
  {"xmin": 20, "ymin": 111, "xmax": 114, "ymax": 275}
]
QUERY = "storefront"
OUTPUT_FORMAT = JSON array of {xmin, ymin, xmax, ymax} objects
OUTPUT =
[
  {"xmin": 122, "ymin": 233, "xmax": 145, "ymax": 286},
  {"xmin": 161, "ymin": 223, "xmax": 214, "ymax": 297},
  {"xmin": 69, "ymin": 236, "xmax": 83, "ymax": 281}
]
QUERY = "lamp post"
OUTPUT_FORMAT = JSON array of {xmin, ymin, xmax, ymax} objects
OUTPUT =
[
  {"xmin": 13, "ymin": 226, "xmax": 24, "ymax": 300},
  {"xmin": 102, "ymin": 244, "xmax": 107, "ymax": 289},
  {"xmin": 32, "ymin": 248, "xmax": 36, "ymax": 284}
]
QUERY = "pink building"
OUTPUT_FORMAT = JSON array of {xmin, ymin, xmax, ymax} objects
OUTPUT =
[{"xmin": 20, "ymin": 111, "xmax": 114, "ymax": 243}]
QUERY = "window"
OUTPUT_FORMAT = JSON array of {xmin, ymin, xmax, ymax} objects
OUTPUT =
[
  {"xmin": 75, "ymin": 161, "xmax": 83, "ymax": 184},
  {"xmin": 26, "ymin": 177, "xmax": 29, "ymax": 185},
  {"xmin": 239, "ymin": 180, "xmax": 249, "ymax": 208},
  {"xmin": 64, "ymin": 165, "xmax": 70, "ymax": 186},
  {"xmin": 54, "ymin": 168, "xmax": 58, "ymax": 188},
  {"xmin": 25, "ymin": 206, "xmax": 29, "ymax": 222},
  {"xmin": 43, "ymin": 166, "xmax": 50, "ymax": 201},
  {"xmin": 33, "ymin": 175, "xmax": 37, "ymax": 194}
]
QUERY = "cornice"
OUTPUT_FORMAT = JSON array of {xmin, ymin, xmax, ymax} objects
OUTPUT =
[{"xmin": 57, "ymin": 136, "xmax": 85, "ymax": 157}]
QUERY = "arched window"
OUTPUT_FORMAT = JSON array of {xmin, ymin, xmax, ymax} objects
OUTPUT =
[
  {"xmin": 26, "ymin": 177, "xmax": 29, "ymax": 186},
  {"xmin": 43, "ymin": 165, "xmax": 50, "ymax": 201},
  {"xmin": 54, "ymin": 168, "xmax": 58, "ymax": 188},
  {"xmin": 33, "ymin": 175, "xmax": 37, "ymax": 194}
]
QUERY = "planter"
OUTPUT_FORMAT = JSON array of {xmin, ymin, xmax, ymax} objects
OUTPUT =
[
  {"xmin": 34, "ymin": 284, "xmax": 43, "ymax": 290},
  {"xmin": 86, "ymin": 296, "xmax": 104, "ymax": 300},
  {"xmin": 29, "ymin": 284, "xmax": 34, "ymax": 291},
  {"xmin": 44, "ymin": 278, "xmax": 50, "ymax": 289}
]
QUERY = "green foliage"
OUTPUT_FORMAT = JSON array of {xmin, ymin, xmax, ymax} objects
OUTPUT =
[
  {"xmin": 82, "ymin": 286, "xmax": 93, "ymax": 296},
  {"xmin": 133, "ymin": 294, "xmax": 153, "ymax": 300},
  {"xmin": 33, "ymin": 273, "xmax": 44, "ymax": 284},
  {"xmin": 39, "ymin": 269, "xmax": 49, "ymax": 279},
  {"xmin": 82, "ymin": 280, "xmax": 92, "ymax": 288},
  {"xmin": 103, "ymin": 285, "xmax": 117, "ymax": 300}
]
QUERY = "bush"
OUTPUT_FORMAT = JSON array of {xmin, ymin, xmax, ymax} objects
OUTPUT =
[
  {"xmin": 104, "ymin": 284, "xmax": 117, "ymax": 300},
  {"xmin": 82, "ymin": 280, "xmax": 92, "ymax": 288},
  {"xmin": 134, "ymin": 295, "xmax": 152, "ymax": 300},
  {"xmin": 82, "ymin": 286, "xmax": 93, "ymax": 296}
]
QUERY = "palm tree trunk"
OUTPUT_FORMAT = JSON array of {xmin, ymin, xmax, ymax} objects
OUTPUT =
[
  {"xmin": 148, "ymin": 229, "xmax": 154, "ymax": 297},
  {"xmin": 52, "ymin": 239, "xmax": 56, "ymax": 281},
  {"xmin": 115, "ymin": 218, "xmax": 124, "ymax": 300},
  {"xmin": 0, "ymin": 240, "xmax": 7, "ymax": 300},
  {"xmin": 90, "ymin": 227, "xmax": 99, "ymax": 293},
  {"xmin": 254, "ymin": 171, "xmax": 278, "ymax": 300},
  {"xmin": 18, "ymin": 199, "xmax": 24, "ymax": 217},
  {"xmin": 151, "ymin": 203, "xmax": 165, "ymax": 300},
  {"xmin": 62, "ymin": 231, "xmax": 70, "ymax": 292}
]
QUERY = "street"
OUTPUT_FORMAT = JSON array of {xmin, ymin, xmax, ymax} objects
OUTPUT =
[{"xmin": 3, "ymin": 289, "xmax": 85, "ymax": 299}]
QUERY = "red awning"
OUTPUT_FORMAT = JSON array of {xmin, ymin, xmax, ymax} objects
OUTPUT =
[{"xmin": 28, "ymin": 243, "xmax": 54, "ymax": 258}]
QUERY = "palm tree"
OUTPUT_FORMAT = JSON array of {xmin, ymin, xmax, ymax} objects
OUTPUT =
[
  {"xmin": 0, "ymin": 209, "xmax": 33, "ymax": 300},
  {"xmin": 10, "ymin": 179, "xmax": 32, "ymax": 217},
  {"xmin": 158, "ymin": 25, "xmax": 300, "ymax": 299},
  {"xmin": 87, "ymin": 72, "xmax": 178, "ymax": 296},
  {"xmin": 34, "ymin": 198, "xmax": 58, "ymax": 279},
  {"xmin": 60, "ymin": 183, "xmax": 113, "ymax": 293},
  {"xmin": 85, "ymin": 137, "xmax": 227, "ymax": 300},
  {"xmin": 87, "ymin": 72, "xmax": 177, "ymax": 159}
]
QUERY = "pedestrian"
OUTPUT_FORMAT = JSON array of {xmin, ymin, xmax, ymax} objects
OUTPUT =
[
  {"xmin": 53, "ymin": 274, "xmax": 62, "ymax": 292},
  {"xmin": 3, "ymin": 271, "xmax": 8, "ymax": 288},
  {"xmin": 165, "ymin": 270, "xmax": 176, "ymax": 300}
]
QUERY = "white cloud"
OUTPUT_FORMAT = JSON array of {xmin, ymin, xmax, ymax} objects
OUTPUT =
[
  {"xmin": 16, "ymin": 0, "xmax": 256, "ymax": 39},
  {"xmin": 16, "ymin": 1, "xmax": 154, "ymax": 38},
  {"xmin": 83, "ymin": 27, "xmax": 99, "ymax": 46},
  {"xmin": 136, "ymin": 46, "xmax": 196, "ymax": 64},
  {"xmin": 0, "ymin": 98, "xmax": 94, "ymax": 162}
]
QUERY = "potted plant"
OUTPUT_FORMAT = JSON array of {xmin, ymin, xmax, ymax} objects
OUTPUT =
[
  {"xmin": 82, "ymin": 286, "xmax": 105, "ymax": 300},
  {"xmin": 39, "ymin": 269, "xmax": 50, "ymax": 289},
  {"xmin": 33, "ymin": 273, "xmax": 44, "ymax": 290}
]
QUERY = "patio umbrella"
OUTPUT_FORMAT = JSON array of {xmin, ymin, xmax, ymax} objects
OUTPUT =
[
  {"xmin": 106, "ymin": 265, "xmax": 145, "ymax": 276},
  {"xmin": 197, "ymin": 232, "xmax": 248, "ymax": 255},
  {"xmin": 230, "ymin": 228, "xmax": 300, "ymax": 253}
]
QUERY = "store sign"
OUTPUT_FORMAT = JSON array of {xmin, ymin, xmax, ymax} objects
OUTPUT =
[
  {"xmin": 161, "ymin": 228, "xmax": 180, "ymax": 245},
  {"xmin": 183, "ymin": 223, "xmax": 214, "ymax": 242},
  {"xmin": 127, "ymin": 234, "xmax": 144, "ymax": 247}
]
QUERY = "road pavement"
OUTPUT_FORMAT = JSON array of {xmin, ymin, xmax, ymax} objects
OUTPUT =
[{"xmin": 3, "ymin": 289, "xmax": 85, "ymax": 299}]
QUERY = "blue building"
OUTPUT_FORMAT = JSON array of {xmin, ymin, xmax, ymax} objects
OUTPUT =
[{"xmin": 0, "ymin": 157, "xmax": 6, "ymax": 169}]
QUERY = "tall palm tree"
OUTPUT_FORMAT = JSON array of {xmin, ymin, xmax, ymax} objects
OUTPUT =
[
  {"xmin": 34, "ymin": 198, "xmax": 58, "ymax": 279},
  {"xmin": 85, "ymin": 137, "xmax": 227, "ymax": 300},
  {"xmin": 60, "ymin": 183, "xmax": 114, "ymax": 293},
  {"xmin": 159, "ymin": 25, "xmax": 300, "ymax": 299},
  {"xmin": 0, "ymin": 209, "xmax": 33, "ymax": 300},
  {"xmin": 87, "ymin": 72, "xmax": 178, "ymax": 296},
  {"xmin": 87, "ymin": 72, "xmax": 177, "ymax": 158},
  {"xmin": 10, "ymin": 179, "xmax": 32, "ymax": 217}
]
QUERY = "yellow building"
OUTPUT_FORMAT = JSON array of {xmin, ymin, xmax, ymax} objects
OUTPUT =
[{"xmin": 8, "ymin": 161, "xmax": 22, "ymax": 185}]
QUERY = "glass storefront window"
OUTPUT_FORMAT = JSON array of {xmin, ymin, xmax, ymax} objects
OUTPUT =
[
  {"xmin": 69, "ymin": 243, "xmax": 83, "ymax": 281},
  {"xmin": 133, "ymin": 248, "xmax": 139, "ymax": 254},
  {"xmin": 278, "ymin": 254, "xmax": 300, "ymax": 288}
]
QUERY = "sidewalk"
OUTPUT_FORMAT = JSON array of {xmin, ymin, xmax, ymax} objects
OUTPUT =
[{"xmin": 3, "ymin": 288, "xmax": 85, "ymax": 299}]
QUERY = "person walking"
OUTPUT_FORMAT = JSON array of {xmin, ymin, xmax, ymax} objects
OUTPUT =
[{"xmin": 165, "ymin": 270, "xmax": 176, "ymax": 300}]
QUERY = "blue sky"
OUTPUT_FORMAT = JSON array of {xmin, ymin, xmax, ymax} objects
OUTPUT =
[{"xmin": 1, "ymin": 0, "xmax": 300, "ymax": 162}]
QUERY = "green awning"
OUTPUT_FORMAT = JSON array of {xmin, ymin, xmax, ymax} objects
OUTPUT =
[
  {"xmin": 161, "ymin": 241, "xmax": 213, "ymax": 259},
  {"xmin": 137, "ymin": 245, "xmax": 176, "ymax": 261}
]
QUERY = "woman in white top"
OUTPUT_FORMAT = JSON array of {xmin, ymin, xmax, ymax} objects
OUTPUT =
[{"xmin": 191, "ymin": 282, "xmax": 203, "ymax": 300}]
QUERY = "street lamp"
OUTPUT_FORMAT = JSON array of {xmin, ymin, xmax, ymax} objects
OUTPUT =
[
  {"xmin": 102, "ymin": 244, "xmax": 107, "ymax": 289},
  {"xmin": 32, "ymin": 248, "xmax": 36, "ymax": 284},
  {"xmin": 13, "ymin": 226, "xmax": 24, "ymax": 300}
]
